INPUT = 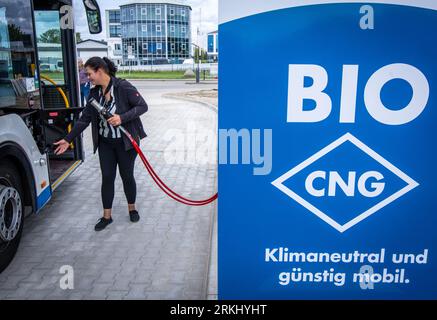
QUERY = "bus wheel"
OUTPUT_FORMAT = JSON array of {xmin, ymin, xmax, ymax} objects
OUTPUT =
[{"xmin": 0, "ymin": 161, "xmax": 24, "ymax": 273}]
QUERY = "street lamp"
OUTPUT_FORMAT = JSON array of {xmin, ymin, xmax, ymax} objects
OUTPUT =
[{"xmin": 191, "ymin": 43, "xmax": 201, "ymax": 84}]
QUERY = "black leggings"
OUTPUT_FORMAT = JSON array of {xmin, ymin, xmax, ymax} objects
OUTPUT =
[{"xmin": 98, "ymin": 138, "xmax": 138, "ymax": 209}]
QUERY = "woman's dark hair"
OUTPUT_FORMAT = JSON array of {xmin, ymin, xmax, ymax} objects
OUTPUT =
[{"xmin": 84, "ymin": 57, "xmax": 117, "ymax": 77}]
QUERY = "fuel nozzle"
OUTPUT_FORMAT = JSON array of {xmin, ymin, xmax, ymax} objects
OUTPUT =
[{"xmin": 89, "ymin": 97, "xmax": 113, "ymax": 119}]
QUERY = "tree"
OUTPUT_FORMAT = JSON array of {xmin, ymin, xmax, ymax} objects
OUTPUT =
[
  {"xmin": 194, "ymin": 47, "xmax": 207, "ymax": 63},
  {"xmin": 201, "ymin": 49, "xmax": 208, "ymax": 62},
  {"xmin": 194, "ymin": 46, "xmax": 200, "ymax": 63},
  {"xmin": 38, "ymin": 29, "xmax": 61, "ymax": 43},
  {"xmin": 8, "ymin": 24, "xmax": 26, "ymax": 41},
  {"xmin": 8, "ymin": 24, "xmax": 32, "ymax": 46}
]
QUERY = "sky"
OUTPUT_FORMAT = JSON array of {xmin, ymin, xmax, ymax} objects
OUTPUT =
[
  {"xmin": 35, "ymin": 11, "xmax": 60, "ymax": 38},
  {"xmin": 73, "ymin": 0, "xmax": 218, "ymax": 49}
]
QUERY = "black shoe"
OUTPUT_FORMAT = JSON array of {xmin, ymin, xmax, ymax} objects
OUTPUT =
[
  {"xmin": 129, "ymin": 210, "xmax": 140, "ymax": 223},
  {"xmin": 95, "ymin": 217, "xmax": 113, "ymax": 231}
]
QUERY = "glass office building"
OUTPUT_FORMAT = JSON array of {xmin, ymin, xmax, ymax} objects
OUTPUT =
[
  {"xmin": 108, "ymin": 10, "xmax": 121, "ymax": 38},
  {"xmin": 106, "ymin": 9, "xmax": 123, "ymax": 66},
  {"xmin": 120, "ymin": 1, "xmax": 191, "ymax": 65}
]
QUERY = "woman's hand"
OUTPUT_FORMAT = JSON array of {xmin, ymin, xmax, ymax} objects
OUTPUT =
[
  {"xmin": 108, "ymin": 114, "xmax": 122, "ymax": 127},
  {"xmin": 53, "ymin": 139, "xmax": 70, "ymax": 155}
]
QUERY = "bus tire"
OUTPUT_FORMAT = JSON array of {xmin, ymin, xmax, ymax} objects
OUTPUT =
[{"xmin": 0, "ymin": 161, "xmax": 24, "ymax": 273}]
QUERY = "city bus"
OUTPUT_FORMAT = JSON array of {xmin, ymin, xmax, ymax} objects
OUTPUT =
[{"xmin": 0, "ymin": 0, "xmax": 102, "ymax": 272}]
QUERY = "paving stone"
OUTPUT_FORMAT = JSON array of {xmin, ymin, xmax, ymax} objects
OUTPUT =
[{"xmin": 0, "ymin": 81, "xmax": 217, "ymax": 300}]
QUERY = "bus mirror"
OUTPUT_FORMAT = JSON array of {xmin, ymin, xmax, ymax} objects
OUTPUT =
[{"xmin": 83, "ymin": 0, "xmax": 102, "ymax": 34}]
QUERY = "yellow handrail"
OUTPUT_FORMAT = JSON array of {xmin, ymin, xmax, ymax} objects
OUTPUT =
[
  {"xmin": 40, "ymin": 75, "xmax": 73, "ymax": 148},
  {"xmin": 40, "ymin": 75, "xmax": 70, "ymax": 108}
]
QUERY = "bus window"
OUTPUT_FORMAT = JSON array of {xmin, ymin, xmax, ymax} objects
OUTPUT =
[
  {"xmin": 34, "ymin": 10, "xmax": 65, "ymax": 85},
  {"xmin": 0, "ymin": 0, "xmax": 40, "ymax": 110}
]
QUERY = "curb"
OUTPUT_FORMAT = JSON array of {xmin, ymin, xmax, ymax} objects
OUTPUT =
[
  {"xmin": 162, "ymin": 94, "xmax": 218, "ymax": 113},
  {"xmin": 124, "ymin": 78, "xmax": 218, "ymax": 83}
]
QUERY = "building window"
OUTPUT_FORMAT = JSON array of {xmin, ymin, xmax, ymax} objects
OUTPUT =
[
  {"xmin": 110, "ymin": 25, "xmax": 121, "ymax": 38},
  {"xmin": 181, "ymin": 43, "xmax": 186, "ymax": 50},
  {"xmin": 181, "ymin": 9, "xmax": 185, "ymax": 17},
  {"xmin": 170, "ymin": 8, "xmax": 175, "ymax": 16},
  {"xmin": 142, "ymin": 24, "xmax": 147, "ymax": 32},
  {"xmin": 115, "ymin": 44, "xmax": 121, "ymax": 51},
  {"xmin": 109, "ymin": 10, "xmax": 120, "ymax": 23},
  {"xmin": 157, "ymin": 43, "xmax": 162, "ymax": 54},
  {"xmin": 130, "ymin": 8, "xmax": 134, "ymax": 16},
  {"xmin": 156, "ymin": 8, "xmax": 161, "ymax": 16},
  {"xmin": 141, "ymin": 8, "xmax": 147, "ymax": 16},
  {"xmin": 170, "ymin": 25, "xmax": 175, "ymax": 33},
  {"xmin": 156, "ymin": 25, "xmax": 161, "ymax": 32},
  {"xmin": 181, "ymin": 26, "xmax": 186, "ymax": 34},
  {"xmin": 142, "ymin": 43, "xmax": 148, "ymax": 52},
  {"xmin": 170, "ymin": 43, "xmax": 175, "ymax": 52}
]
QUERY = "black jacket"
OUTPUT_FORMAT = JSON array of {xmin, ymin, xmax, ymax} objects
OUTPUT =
[{"xmin": 65, "ymin": 77, "xmax": 148, "ymax": 152}]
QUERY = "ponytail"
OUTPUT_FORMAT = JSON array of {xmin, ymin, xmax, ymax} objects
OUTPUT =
[{"xmin": 102, "ymin": 57, "xmax": 117, "ymax": 77}]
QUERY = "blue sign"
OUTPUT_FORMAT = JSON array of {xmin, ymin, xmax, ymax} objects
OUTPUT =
[{"xmin": 219, "ymin": 1, "xmax": 437, "ymax": 299}]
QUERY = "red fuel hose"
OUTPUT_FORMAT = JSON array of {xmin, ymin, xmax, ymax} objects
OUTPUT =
[
  {"xmin": 119, "ymin": 126, "xmax": 218, "ymax": 206},
  {"xmin": 89, "ymin": 97, "xmax": 217, "ymax": 206}
]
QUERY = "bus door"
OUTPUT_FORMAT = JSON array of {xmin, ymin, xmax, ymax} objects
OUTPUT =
[{"xmin": 33, "ymin": 0, "xmax": 85, "ymax": 189}]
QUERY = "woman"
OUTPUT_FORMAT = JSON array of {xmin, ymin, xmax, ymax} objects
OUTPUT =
[
  {"xmin": 78, "ymin": 58, "xmax": 90, "ymax": 107},
  {"xmin": 54, "ymin": 57, "xmax": 148, "ymax": 231}
]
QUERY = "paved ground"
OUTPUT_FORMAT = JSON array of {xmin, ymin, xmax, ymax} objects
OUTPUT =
[
  {"xmin": 164, "ymin": 88, "xmax": 218, "ymax": 109},
  {"xmin": 0, "ymin": 80, "xmax": 218, "ymax": 300}
]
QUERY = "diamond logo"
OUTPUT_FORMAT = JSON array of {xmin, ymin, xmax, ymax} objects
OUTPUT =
[{"xmin": 271, "ymin": 133, "xmax": 419, "ymax": 233}]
